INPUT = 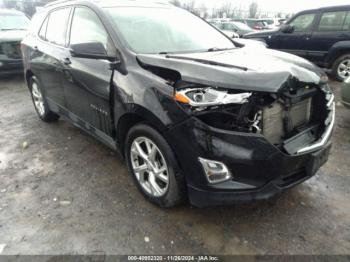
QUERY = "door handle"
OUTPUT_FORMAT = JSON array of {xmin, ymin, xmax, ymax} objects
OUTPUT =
[{"xmin": 62, "ymin": 57, "xmax": 71, "ymax": 65}]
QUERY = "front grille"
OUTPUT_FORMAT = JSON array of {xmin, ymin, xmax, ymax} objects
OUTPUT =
[
  {"xmin": 263, "ymin": 98, "xmax": 312, "ymax": 145},
  {"xmin": 1, "ymin": 41, "xmax": 22, "ymax": 59}
]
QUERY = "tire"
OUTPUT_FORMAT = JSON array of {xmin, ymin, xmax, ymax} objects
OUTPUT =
[
  {"xmin": 332, "ymin": 53, "xmax": 350, "ymax": 82},
  {"xmin": 125, "ymin": 123, "xmax": 186, "ymax": 207},
  {"xmin": 29, "ymin": 76, "xmax": 59, "ymax": 122}
]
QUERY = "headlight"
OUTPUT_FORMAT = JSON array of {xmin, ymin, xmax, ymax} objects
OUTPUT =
[{"xmin": 174, "ymin": 87, "xmax": 251, "ymax": 107}]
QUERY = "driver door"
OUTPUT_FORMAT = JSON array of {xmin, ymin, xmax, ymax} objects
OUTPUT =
[
  {"xmin": 274, "ymin": 12, "xmax": 317, "ymax": 58},
  {"xmin": 61, "ymin": 6, "xmax": 116, "ymax": 137}
]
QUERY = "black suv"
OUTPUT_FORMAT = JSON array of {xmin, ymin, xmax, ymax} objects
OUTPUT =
[
  {"xmin": 244, "ymin": 5, "xmax": 350, "ymax": 81},
  {"xmin": 22, "ymin": 0, "xmax": 334, "ymax": 207}
]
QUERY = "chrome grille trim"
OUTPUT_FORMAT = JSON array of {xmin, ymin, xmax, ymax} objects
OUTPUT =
[{"xmin": 297, "ymin": 103, "xmax": 335, "ymax": 154}]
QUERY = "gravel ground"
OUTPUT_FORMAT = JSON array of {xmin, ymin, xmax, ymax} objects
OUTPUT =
[{"xmin": 0, "ymin": 75, "xmax": 349, "ymax": 256}]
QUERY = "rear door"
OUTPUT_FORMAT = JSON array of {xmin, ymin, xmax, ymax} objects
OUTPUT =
[
  {"xmin": 307, "ymin": 10, "xmax": 350, "ymax": 64},
  {"xmin": 33, "ymin": 7, "xmax": 72, "ymax": 107},
  {"xmin": 62, "ymin": 6, "xmax": 115, "ymax": 136},
  {"xmin": 274, "ymin": 12, "xmax": 317, "ymax": 58}
]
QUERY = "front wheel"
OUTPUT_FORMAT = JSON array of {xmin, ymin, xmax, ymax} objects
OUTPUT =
[
  {"xmin": 332, "ymin": 54, "xmax": 350, "ymax": 82},
  {"xmin": 29, "ymin": 76, "xmax": 59, "ymax": 122},
  {"xmin": 125, "ymin": 124, "xmax": 186, "ymax": 207}
]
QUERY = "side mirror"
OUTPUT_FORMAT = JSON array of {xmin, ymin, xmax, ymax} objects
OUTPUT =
[
  {"xmin": 281, "ymin": 24, "xmax": 294, "ymax": 33},
  {"xmin": 70, "ymin": 42, "xmax": 116, "ymax": 61}
]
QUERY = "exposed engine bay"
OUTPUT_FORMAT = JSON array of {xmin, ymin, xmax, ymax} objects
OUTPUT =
[{"xmin": 174, "ymin": 80, "xmax": 333, "ymax": 155}]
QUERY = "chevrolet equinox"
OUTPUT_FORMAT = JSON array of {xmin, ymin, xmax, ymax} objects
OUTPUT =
[{"xmin": 21, "ymin": 0, "xmax": 335, "ymax": 207}]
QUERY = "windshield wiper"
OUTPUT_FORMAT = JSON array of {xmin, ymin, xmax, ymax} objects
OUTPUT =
[
  {"xmin": 207, "ymin": 47, "xmax": 235, "ymax": 52},
  {"xmin": 158, "ymin": 51, "xmax": 174, "ymax": 55},
  {"xmin": 0, "ymin": 28, "xmax": 26, "ymax": 31}
]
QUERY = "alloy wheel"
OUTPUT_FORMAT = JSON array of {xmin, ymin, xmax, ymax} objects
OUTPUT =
[
  {"xmin": 31, "ymin": 82, "xmax": 45, "ymax": 116},
  {"xmin": 130, "ymin": 137, "xmax": 169, "ymax": 197},
  {"xmin": 337, "ymin": 59, "xmax": 350, "ymax": 80}
]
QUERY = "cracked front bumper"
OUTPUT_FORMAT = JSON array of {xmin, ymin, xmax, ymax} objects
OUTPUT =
[{"xmin": 166, "ymin": 116, "xmax": 333, "ymax": 207}]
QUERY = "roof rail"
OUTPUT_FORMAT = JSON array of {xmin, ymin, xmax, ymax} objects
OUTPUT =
[
  {"xmin": 45, "ymin": 0, "xmax": 172, "ymax": 8},
  {"xmin": 45, "ymin": 0, "xmax": 79, "ymax": 7}
]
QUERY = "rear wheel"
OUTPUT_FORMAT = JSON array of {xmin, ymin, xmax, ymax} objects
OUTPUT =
[
  {"xmin": 29, "ymin": 76, "xmax": 59, "ymax": 122},
  {"xmin": 332, "ymin": 54, "xmax": 350, "ymax": 82},
  {"xmin": 125, "ymin": 124, "xmax": 186, "ymax": 207}
]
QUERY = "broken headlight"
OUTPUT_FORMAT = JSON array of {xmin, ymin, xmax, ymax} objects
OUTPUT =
[{"xmin": 174, "ymin": 87, "xmax": 251, "ymax": 107}]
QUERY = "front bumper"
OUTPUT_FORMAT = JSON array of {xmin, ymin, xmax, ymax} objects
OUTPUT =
[
  {"xmin": 166, "ymin": 115, "xmax": 333, "ymax": 207},
  {"xmin": 0, "ymin": 59, "xmax": 23, "ymax": 76}
]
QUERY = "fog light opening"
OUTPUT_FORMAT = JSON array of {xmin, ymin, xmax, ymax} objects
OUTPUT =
[{"xmin": 199, "ymin": 158, "xmax": 232, "ymax": 184}]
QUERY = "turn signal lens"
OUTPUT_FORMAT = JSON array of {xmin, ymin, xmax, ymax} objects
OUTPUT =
[{"xmin": 174, "ymin": 92, "xmax": 190, "ymax": 104}]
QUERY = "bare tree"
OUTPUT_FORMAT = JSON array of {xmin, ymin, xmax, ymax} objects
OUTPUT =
[
  {"xmin": 249, "ymin": 2, "xmax": 258, "ymax": 18},
  {"xmin": 182, "ymin": 0, "xmax": 199, "ymax": 16},
  {"xmin": 198, "ymin": 3, "xmax": 208, "ymax": 18}
]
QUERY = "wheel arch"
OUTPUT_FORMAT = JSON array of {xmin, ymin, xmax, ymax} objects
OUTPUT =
[
  {"xmin": 25, "ymin": 69, "xmax": 34, "ymax": 88},
  {"xmin": 326, "ymin": 41, "xmax": 350, "ymax": 68},
  {"xmin": 116, "ymin": 105, "xmax": 169, "ymax": 157}
]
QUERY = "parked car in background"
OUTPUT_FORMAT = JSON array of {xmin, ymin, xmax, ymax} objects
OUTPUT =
[
  {"xmin": 214, "ymin": 21, "xmax": 255, "ymax": 37},
  {"xmin": 22, "ymin": 0, "xmax": 334, "ymax": 208},
  {"xmin": 341, "ymin": 77, "xmax": 350, "ymax": 108},
  {"xmin": 278, "ymin": 18, "xmax": 287, "ymax": 25},
  {"xmin": 259, "ymin": 18, "xmax": 284, "ymax": 29},
  {"xmin": 244, "ymin": 5, "xmax": 350, "ymax": 81},
  {"xmin": 233, "ymin": 18, "xmax": 268, "ymax": 30},
  {"xmin": 0, "ymin": 9, "xmax": 30, "ymax": 76},
  {"xmin": 210, "ymin": 22, "xmax": 239, "ymax": 38}
]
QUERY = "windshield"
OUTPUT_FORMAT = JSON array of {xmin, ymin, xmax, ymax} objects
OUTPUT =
[
  {"xmin": 105, "ymin": 7, "xmax": 235, "ymax": 54},
  {"xmin": 0, "ymin": 13, "xmax": 29, "ymax": 30}
]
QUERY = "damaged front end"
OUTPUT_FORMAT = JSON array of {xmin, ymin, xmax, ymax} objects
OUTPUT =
[{"xmin": 173, "ymin": 78, "xmax": 334, "ymax": 156}]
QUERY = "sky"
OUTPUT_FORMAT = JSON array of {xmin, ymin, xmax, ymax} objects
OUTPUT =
[{"xmin": 175, "ymin": 0, "xmax": 350, "ymax": 13}]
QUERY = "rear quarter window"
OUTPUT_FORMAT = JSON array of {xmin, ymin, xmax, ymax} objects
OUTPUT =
[
  {"xmin": 343, "ymin": 12, "xmax": 350, "ymax": 30},
  {"xmin": 45, "ymin": 7, "xmax": 71, "ymax": 46},
  {"xmin": 318, "ymin": 11, "xmax": 348, "ymax": 31},
  {"xmin": 27, "ymin": 12, "xmax": 46, "ymax": 36}
]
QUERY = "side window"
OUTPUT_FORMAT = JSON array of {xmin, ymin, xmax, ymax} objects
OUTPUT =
[
  {"xmin": 342, "ymin": 12, "xmax": 350, "ymax": 31},
  {"xmin": 70, "ymin": 7, "xmax": 110, "ymax": 51},
  {"xmin": 46, "ymin": 8, "xmax": 71, "ymax": 46},
  {"xmin": 39, "ymin": 16, "xmax": 48, "ymax": 40},
  {"xmin": 318, "ymin": 11, "xmax": 347, "ymax": 31},
  {"xmin": 289, "ymin": 13, "xmax": 316, "ymax": 32}
]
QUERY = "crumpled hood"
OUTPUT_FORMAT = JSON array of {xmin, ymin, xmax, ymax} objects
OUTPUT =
[
  {"xmin": 0, "ymin": 30, "xmax": 27, "ymax": 43},
  {"xmin": 137, "ymin": 45, "xmax": 323, "ymax": 93}
]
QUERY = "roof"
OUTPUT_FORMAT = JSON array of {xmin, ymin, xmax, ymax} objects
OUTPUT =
[
  {"xmin": 298, "ymin": 5, "xmax": 350, "ymax": 14},
  {"xmin": 46, "ymin": 0, "xmax": 173, "ymax": 8}
]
